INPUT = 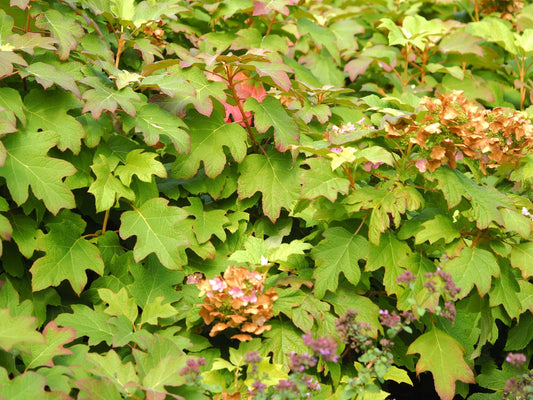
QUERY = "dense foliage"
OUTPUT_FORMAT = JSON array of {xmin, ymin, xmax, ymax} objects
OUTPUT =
[{"xmin": 0, "ymin": 0, "xmax": 532, "ymax": 399}]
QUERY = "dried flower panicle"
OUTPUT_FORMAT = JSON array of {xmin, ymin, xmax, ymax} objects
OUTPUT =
[
  {"xmin": 198, "ymin": 266, "xmax": 278, "ymax": 341},
  {"xmin": 386, "ymin": 91, "xmax": 533, "ymax": 173}
]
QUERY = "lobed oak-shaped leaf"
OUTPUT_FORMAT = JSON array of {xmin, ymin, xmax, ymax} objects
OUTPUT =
[
  {"xmin": 55, "ymin": 304, "xmax": 116, "ymax": 346},
  {"xmin": 24, "ymin": 62, "xmax": 80, "ymax": 98},
  {"xmin": 0, "ymin": 309, "xmax": 44, "ymax": 351},
  {"xmin": 0, "ymin": 371, "xmax": 50, "ymax": 400},
  {"xmin": 262, "ymin": 319, "xmax": 307, "ymax": 365},
  {"xmin": 81, "ymin": 78, "xmax": 140, "ymax": 119},
  {"xmin": 140, "ymin": 296, "xmax": 177, "ymax": 326},
  {"xmin": 414, "ymin": 214, "xmax": 461, "ymax": 244},
  {"xmin": 25, "ymin": 89, "xmax": 85, "ymax": 154},
  {"xmin": 142, "ymin": 354, "xmax": 187, "ymax": 397},
  {"xmin": 238, "ymin": 150, "xmax": 301, "ymax": 222},
  {"xmin": 115, "ymin": 149, "xmax": 167, "ymax": 186},
  {"xmin": 88, "ymin": 154, "xmax": 135, "ymax": 212},
  {"xmin": 443, "ymin": 247, "xmax": 500, "ymax": 298},
  {"xmin": 489, "ymin": 264, "xmax": 522, "ymax": 319},
  {"xmin": 0, "ymin": 129, "xmax": 76, "ymax": 214},
  {"xmin": 312, "ymin": 227, "xmax": 369, "ymax": 299},
  {"xmin": 22, "ymin": 321, "xmax": 75, "ymax": 369},
  {"xmin": 6, "ymin": 32, "xmax": 57, "ymax": 55},
  {"xmin": 119, "ymin": 198, "xmax": 190, "ymax": 269},
  {"xmin": 171, "ymin": 66, "xmax": 227, "ymax": 117},
  {"xmin": 87, "ymin": 349, "xmax": 139, "ymax": 390},
  {"xmin": 300, "ymin": 157, "xmax": 350, "ymax": 202},
  {"xmin": 128, "ymin": 256, "xmax": 184, "ymax": 309},
  {"xmin": 407, "ymin": 328, "xmax": 475, "ymax": 400},
  {"xmin": 184, "ymin": 197, "xmax": 230, "ymax": 244},
  {"xmin": 172, "ymin": 110, "xmax": 247, "ymax": 179},
  {"xmin": 31, "ymin": 211, "xmax": 105, "ymax": 294},
  {"xmin": 35, "ymin": 9, "xmax": 84, "ymax": 60},
  {"xmin": 510, "ymin": 242, "xmax": 533, "ymax": 279},
  {"xmin": 0, "ymin": 87, "xmax": 25, "ymax": 134},
  {"xmin": 76, "ymin": 377, "xmax": 123, "ymax": 400},
  {"xmin": 98, "ymin": 287, "xmax": 138, "ymax": 325},
  {"xmin": 366, "ymin": 232, "xmax": 412, "ymax": 295},
  {"xmin": 0, "ymin": 51, "xmax": 28, "ymax": 79},
  {"xmin": 244, "ymin": 97, "xmax": 299, "ymax": 151},
  {"xmin": 126, "ymin": 103, "xmax": 189, "ymax": 153}
]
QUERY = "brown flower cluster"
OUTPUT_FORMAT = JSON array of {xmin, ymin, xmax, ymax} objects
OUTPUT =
[
  {"xmin": 478, "ymin": 0, "xmax": 524, "ymax": 20},
  {"xmin": 385, "ymin": 91, "xmax": 533, "ymax": 173},
  {"xmin": 197, "ymin": 266, "xmax": 278, "ymax": 342}
]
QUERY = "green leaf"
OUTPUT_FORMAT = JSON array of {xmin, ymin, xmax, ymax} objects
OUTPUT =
[
  {"xmin": 128, "ymin": 256, "xmax": 184, "ymax": 309},
  {"xmin": 114, "ymin": 149, "xmax": 167, "ymax": 186},
  {"xmin": 24, "ymin": 62, "xmax": 80, "ymax": 97},
  {"xmin": 312, "ymin": 227, "xmax": 369, "ymax": 299},
  {"xmin": 88, "ymin": 154, "xmax": 136, "ymax": 212},
  {"xmin": 35, "ymin": 9, "xmax": 84, "ymax": 60},
  {"xmin": 0, "ymin": 371, "xmax": 50, "ymax": 400},
  {"xmin": 110, "ymin": 0, "xmax": 135, "ymax": 21},
  {"xmin": 22, "ymin": 321, "xmax": 75, "ymax": 369},
  {"xmin": 55, "ymin": 305, "xmax": 115, "ymax": 346},
  {"xmin": 238, "ymin": 150, "xmax": 301, "ymax": 222},
  {"xmin": 505, "ymin": 312, "xmax": 533, "ymax": 351},
  {"xmin": 467, "ymin": 18, "xmax": 517, "ymax": 55},
  {"xmin": 439, "ymin": 30, "xmax": 483, "ymax": 56},
  {"xmin": 76, "ymin": 378, "xmax": 123, "ymax": 400},
  {"xmin": 298, "ymin": 18, "xmax": 340, "ymax": 65},
  {"xmin": 87, "ymin": 349, "xmax": 139, "ymax": 391},
  {"xmin": 300, "ymin": 158, "xmax": 350, "ymax": 202},
  {"xmin": 0, "ymin": 87, "xmax": 25, "ymax": 134},
  {"xmin": 140, "ymin": 296, "xmax": 177, "ymax": 326},
  {"xmin": 429, "ymin": 168, "xmax": 512, "ymax": 228},
  {"xmin": 443, "ymin": 247, "xmax": 500, "ymax": 298},
  {"xmin": 262, "ymin": 319, "xmax": 306, "ymax": 365},
  {"xmin": 324, "ymin": 284, "xmax": 381, "ymax": 338},
  {"xmin": 31, "ymin": 211, "xmax": 105, "ymax": 294},
  {"xmin": 172, "ymin": 110, "xmax": 247, "ymax": 179},
  {"xmin": 171, "ymin": 66, "xmax": 227, "ymax": 117},
  {"xmin": 184, "ymin": 197, "xmax": 230, "ymax": 244},
  {"xmin": 98, "ymin": 287, "xmax": 138, "ymax": 325},
  {"xmin": 119, "ymin": 198, "xmax": 190, "ymax": 269},
  {"xmin": 0, "ymin": 129, "xmax": 76, "ymax": 214},
  {"xmin": 407, "ymin": 328, "xmax": 475, "ymax": 400},
  {"xmin": 24, "ymin": 89, "xmax": 85, "ymax": 154},
  {"xmin": 81, "ymin": 79, "xmax": 140, "ymax": 119},
  {"xmin": 414, "ymin": 214, "xmax": 461, "ymax": 244},
  {"xmin": 0, "ymin": 309, "xmax": 43, "ymax": 351},
  {"xmin": 510, "ymin": 242, "xmax": 533, "ymax": 279},
  {"xmin": 383, "ymin": 366, "xmax": 413, "ymax": 386},
  {"xmin": 127, "ymin": 103, "xmax": 190, "ymax": 153},
  {"xmin": 366, "ymin": 232, "xmax": 411, "ymax": 295},
  {"xmin": 489, "ymin": 265, "xmax": 522, "ymax": 319},
  {"xmin": 244, "ymin": 97, "xmax": 299, "ymax": 152},
  {"xmin": 9, "ymin": 213, "xmax": 39, "ymax": 259},
  {"xmin": 142, "ymin": 354, "xmax": 187, "ymax": 392}
]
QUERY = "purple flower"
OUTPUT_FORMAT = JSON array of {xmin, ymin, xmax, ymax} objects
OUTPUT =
[
  {"xmin": 288, "ymin": 351, "xmax": 316, "ymax": 372},
  {"xmin": 302, "ymin": 334, "xmax": 339, "ymax": 363},
  {"xmin": 396, "ymin": 270, "xmax": 416, "ymax": 285},
  {"xmin": 244, "ymin": 351, "xmax": 262, "ymax": 365},
  {"xmin": 506, "ymin": 352, "xmax": 527, "ymax": 367},
  {"xmin": 180, "ymin": 357, "xmax": 206, "ymax": 375},
  {"xmin": 379, "ymin": 309, "xmax": 401, "ymax": 328}
]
